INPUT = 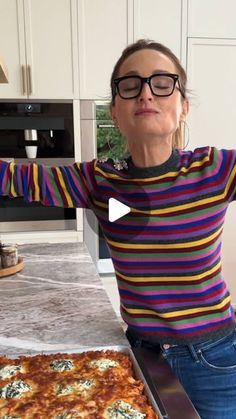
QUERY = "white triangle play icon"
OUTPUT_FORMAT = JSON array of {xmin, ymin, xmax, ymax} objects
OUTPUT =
[{"xmin": 108, "ymin": 198, "xmax": 130, "ymax": 222}]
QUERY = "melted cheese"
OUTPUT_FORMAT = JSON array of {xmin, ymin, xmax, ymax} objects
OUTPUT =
[
  {"xmin": 77, "ymin": 379, "xmax": 94, "ymax": 391},
  {"xmin": 107, "ymin": 400, "xmax": 146, "ymax": 419},
  {"xmin": 0, "ymin": 365, "xmax": 22, "ymax": 380},
  {"xmin": 56, "ymin": 379, "xmax": 95, "ymax": 396},
  {"xmin": 0, "ymin": 416, "xmax": 20, "ymax": 419},
  {"xmin": 56, "ymin": 410, "xmax": 81, "ymax": 419},
  {"xmin": 0, "ymin": 380, "xmax": 31, "ymax": 399},
  {"xmin": 89, "ymin": 358, "xmax": 118, "ymax": 371},
  {"xmin": 56, "ymin": 384, "xmax": 74, "ymax": 396},
  {"xmin": 0, "ymin": 351, "xmax": 158, "ymax": 418}
]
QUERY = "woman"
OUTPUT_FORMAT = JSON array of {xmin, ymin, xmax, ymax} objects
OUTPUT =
[{"xmin": 1, "ymin": 39, "xmax": 236, "ymax": 418}]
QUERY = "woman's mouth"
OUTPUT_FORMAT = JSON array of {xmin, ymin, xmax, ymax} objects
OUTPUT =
[{"xmin": 134, "ymin": 108, "xmax": 158, "ymax": 116}]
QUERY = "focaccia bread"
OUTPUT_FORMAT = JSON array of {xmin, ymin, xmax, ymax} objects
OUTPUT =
[{"xmin": 0, "ymin": 349, "xmax": 159, "ymax": 419}]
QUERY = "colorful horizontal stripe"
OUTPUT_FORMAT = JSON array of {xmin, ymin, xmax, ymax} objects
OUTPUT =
[{"xmin": 0, "ymin": 146, "xmax": 236, "ymax": 344}]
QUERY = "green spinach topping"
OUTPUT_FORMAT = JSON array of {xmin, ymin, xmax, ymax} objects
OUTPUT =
[
  {"xmin": 0, "ymin": 380, "xmax": 30, "ymax": 399},
  {"xmin": 89, "ymin": 358, "xmax": 118, "ymax": 371},
  {"xmin": 107, "ymin": 400, "xmax": 146, "ymax": 419},
  {"xmin": 50, "ymin": 359, "xmax": 74, "ymax": 372},
  {"xmin": 0, "ymin": 416, "xmax": 20, "ymax": 419},
  {"xmin": 56, "ymin": 378, "xmax": 94, "ymax": 395}
]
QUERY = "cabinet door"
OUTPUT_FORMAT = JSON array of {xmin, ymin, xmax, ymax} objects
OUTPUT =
[
  {"xmin": 24, "ymin": 0, "xmax": 78, "ymax": 99},
  {"xmin": 78, "ymin": 0, "xmax": 131, "ymax": 100},
  {"xmin": 0, "ymin": 0, "xmax": 26, "ymax": 99},
  {"xmin": 187, "ymin": 38, "xmax": 236, "ymax": 149},
  {"xmin": 187, "ymin": 38, "xmax": 236, "ymax": 305},
  {"xmin": 188, "ymin": 0, "xmax": 236, "ymax": 38},
  {"xmin": 133, "ymin": 0, "xmax": 182, "ymax": 58}
]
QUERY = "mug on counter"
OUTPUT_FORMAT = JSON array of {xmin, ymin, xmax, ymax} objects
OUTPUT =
[{"xmin": 1, "ymin": 245, "xmax": 18, "ymax": 268}]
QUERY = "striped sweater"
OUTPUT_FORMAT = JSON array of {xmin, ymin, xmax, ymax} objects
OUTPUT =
[{"xmin": 1, "ymin": 146, "xmax": 236, "ymax": 344}]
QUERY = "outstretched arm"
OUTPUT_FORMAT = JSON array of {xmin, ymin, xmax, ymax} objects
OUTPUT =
[{"xmin": 0, "ymin": 159, "xmax": 91, "ymax": 209}]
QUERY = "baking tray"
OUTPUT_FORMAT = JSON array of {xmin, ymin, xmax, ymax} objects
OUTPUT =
[
  {"xmin": 2, "ymin": 344, "xmax": 168, "ymax": 418},
  {"xmin": 132, "ymin": 347, "xmax": 168, "ymax": 419}
]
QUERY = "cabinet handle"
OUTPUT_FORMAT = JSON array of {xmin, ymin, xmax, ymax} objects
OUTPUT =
[
  {"xmin": 21, "ymin": 65, "xmax": 27, "ymax": 95},
  {"xmin": 28, "ymin": 65, "xmax": 32, "ymax": 95}
]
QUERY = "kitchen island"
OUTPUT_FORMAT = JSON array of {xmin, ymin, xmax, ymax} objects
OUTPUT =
[
  {"xmin": 0, "ymin": 242, "xmax": 127, "ymax": 354},
  {"xmin": 0, "ymin": 242, "xmax": 199, "ymax": 418}
]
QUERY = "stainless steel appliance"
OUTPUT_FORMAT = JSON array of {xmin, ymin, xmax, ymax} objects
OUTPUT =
[
  {"xmin": 80, "ymin": 100, "xmax": 124, "ymax": 273},
  {"xmin": 0, "ymin": 102, "xmax": 76, "ymax": 232}
]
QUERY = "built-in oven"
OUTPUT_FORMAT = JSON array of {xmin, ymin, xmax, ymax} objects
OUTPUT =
[
  {"xmin": 80, "ymin": 100, "xmax": 124, "ymax": 273},
  {"xmin": 0, "ymin": 102, "xmax": 76, "ymax": 232}
]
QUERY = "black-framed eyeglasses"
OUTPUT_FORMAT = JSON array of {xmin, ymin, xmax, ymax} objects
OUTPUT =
[{"xmin": 113, "ymin": 73, "xmax": 185, "ymax": 100}]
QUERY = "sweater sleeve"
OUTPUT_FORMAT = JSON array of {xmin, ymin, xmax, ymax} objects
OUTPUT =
[
  {"xmin": 0, "ymin": 159, "xmax": 92, "ymax": 208},
  {"xmin": 215, "ymin": 148, "xmax": 236, "ymax": 202}
]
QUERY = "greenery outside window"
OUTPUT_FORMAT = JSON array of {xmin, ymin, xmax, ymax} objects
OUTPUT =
[{"xmin": 96, "ymin": 104, "xmax": 125, "ymax": 160}]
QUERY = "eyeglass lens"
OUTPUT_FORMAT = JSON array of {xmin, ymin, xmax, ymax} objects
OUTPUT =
[{"xmin": 117, "ymin": 74, "xmax": 177, "ymax": 98}]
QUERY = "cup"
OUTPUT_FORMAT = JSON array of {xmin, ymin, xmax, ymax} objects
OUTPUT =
[
  {"xmin": 1, "ymin": 245, "xmax": 18, "ymax": 268},
  {"xmin": 25, "ymin": 145, "xmax": 37, "ymax": 159},
  {"xmin": 24, "ymin": 129, "xmax": 38, "ymax": 159}
]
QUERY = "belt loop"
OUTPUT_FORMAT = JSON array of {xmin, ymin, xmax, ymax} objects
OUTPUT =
[{"xmin": 188, "ymin": 344, "xmax": 200, "ymax": 363}]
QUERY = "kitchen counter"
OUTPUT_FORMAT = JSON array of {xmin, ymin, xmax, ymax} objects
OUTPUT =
[
  {"xmin": 0, "ymin": 242, "xmax": 200, "ymax": 418},
  {"xmin": 0, "ymin": 242, "xmax": 127, "ymax": 355}
]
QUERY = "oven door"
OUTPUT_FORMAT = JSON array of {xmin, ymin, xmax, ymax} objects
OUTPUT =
[{"xmin": 0, "ymin": 196, "xmax": 76, "ymax": 232}]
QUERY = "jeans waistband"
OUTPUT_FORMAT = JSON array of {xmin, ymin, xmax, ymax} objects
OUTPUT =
[
  {"xmin": 126, "ymin": 323, "xmax": 236, "ymax": 353},
  {"xmin": 160, "ymin": 327, "xmax": 236, "ymax": 361}
]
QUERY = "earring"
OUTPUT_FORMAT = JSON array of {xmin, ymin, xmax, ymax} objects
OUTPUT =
[
  {"xmin": 180, "ymin": 120, "xmax": 190, "ymax": 150},
  {"xmin": 113, "ymin": 118, "xmax": 119, "ymax": 129}
]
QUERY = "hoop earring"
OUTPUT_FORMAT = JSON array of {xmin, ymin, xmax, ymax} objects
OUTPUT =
[
  {"xmin": 180, "ymin": 120, "xmax": 190, "ymax": 150},
  {"xmin": 113, "ymin": 118, "xmax": 119, "ymax": 129}
]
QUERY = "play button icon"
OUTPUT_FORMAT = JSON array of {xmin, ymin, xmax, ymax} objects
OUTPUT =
[{"xmin": 108, "ymin": 198, "xmax": 130, "ymax": 222}]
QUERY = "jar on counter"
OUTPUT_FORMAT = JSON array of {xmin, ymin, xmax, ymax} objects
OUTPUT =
[{"xmin": 1, "ymin": 245, "xmax": 18, "ymax": 268}]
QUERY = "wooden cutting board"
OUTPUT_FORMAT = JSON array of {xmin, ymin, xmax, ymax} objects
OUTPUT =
[{"xmin": 0, "ymin": 257, "xmax": 24, "ymax": 277}]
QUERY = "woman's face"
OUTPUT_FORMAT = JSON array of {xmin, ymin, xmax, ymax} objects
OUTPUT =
[{"xmin": 111, "ymin": 49, "xmax": 188, "ymax": 146}]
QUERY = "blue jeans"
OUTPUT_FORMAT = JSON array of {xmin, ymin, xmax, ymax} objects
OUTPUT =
[
  {"xmin": 160, "ymin": 329, "xmax": 236, "ymax": 419},
  {"xmin": 126, "ymin": 327, "xmax": 236, "ymax": 418}
]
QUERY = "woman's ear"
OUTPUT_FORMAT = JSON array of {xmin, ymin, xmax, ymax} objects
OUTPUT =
[{"xmin": 180, "ymin": 98, "xmax": 189, "ymax": 121}]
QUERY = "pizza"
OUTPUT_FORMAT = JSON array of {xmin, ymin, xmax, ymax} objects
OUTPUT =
[{"xmin": 0, "ymin": 349, "xmax": 159, "ymax": 418}]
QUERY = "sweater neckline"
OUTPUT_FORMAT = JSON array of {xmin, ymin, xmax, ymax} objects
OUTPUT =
[{"xmin": 126, "ymin": 149, "xmax": 179, "ymax": 178}]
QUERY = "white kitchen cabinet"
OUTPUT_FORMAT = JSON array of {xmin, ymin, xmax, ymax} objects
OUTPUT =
[
  {"xmin": 77, "ymin": 0, "xmax": 132, "ymax": 100},
  {"xmin": 0, "ymin": 0, "xmax": 25, "ymax": 98},
  {"xmin": 77, "ymin": 0, "xmax": 184, "ymax": 100},
  {"xmin": 187, "ymin": 37, "xmax": 236, "ymax": 305},
  {"xmin": 0, "ymin": 0, "xmax": 78, "ymax": 99},
  {"xmin": 188, "ymin": 0, "xmax": 236, "ymax": 38},
  {"xmin": 187, "ymin": 38, "xmax": 236, "ymax": 149},
  {"xmin": 133, "ymin": 0, "xmax": 183, "ymax": 58}
]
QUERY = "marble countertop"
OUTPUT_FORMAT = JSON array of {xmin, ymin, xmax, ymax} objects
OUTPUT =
[
  {"xmin": 0, "ymin": 242, "xmax": 127, "ymax": 355},
  {"xmin": 0, "ymin": 242, "xmax": 200, "ymax": 417}
]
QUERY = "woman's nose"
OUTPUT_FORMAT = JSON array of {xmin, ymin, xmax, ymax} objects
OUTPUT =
[{"xmin": 138, "ymin": 81, "xmax": 154, "ymax": 101}]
